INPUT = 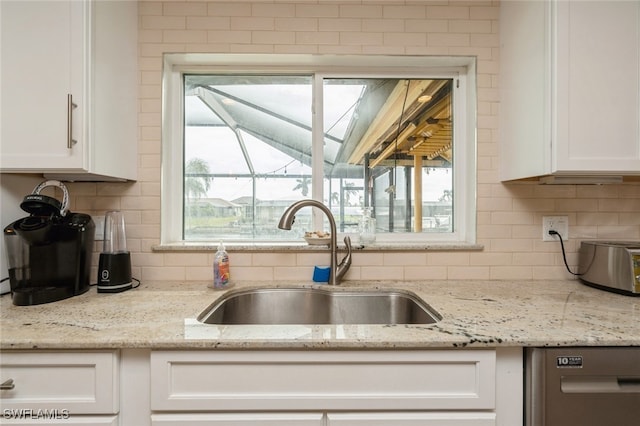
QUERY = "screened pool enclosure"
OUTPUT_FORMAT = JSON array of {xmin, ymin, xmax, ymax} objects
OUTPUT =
[{"xmin": 183, "ymin": 75, "xmax": 454, "ymax": 241}]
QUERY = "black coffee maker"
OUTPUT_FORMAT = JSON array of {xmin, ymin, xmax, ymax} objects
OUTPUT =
[{"xmin": 3, "ymin": 180, "xmax": 94, "ymax": 306}]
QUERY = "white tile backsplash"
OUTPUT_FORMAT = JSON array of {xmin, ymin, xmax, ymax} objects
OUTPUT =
[{"xmin": 4, "ymin": 1, "xmax": 635, "ymax": 284}]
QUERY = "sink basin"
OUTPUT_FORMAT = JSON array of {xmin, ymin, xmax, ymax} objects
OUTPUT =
[{"xmin": 197, "ymin": 287, "xmax": 441, "ymax": 325}]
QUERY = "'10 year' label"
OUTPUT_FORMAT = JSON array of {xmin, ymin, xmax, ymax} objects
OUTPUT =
[{"xmin": 556, "ymin": 356, "xmax": 583, "ymax": 368}]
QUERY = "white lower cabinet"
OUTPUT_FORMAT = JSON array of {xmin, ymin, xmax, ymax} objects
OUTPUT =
[
  {"xmin": 0, "ymin": 418, "xmax": 117, "ymax": 426},
  {"xmin": 150, "ymin": 412, "xmax": 494, "ymax": 426},
  {"xmin": 150, "ymin": 349, "xmax": 500, "ymax": 426},
  {"xmin": 151, "ymin": 413, "xmax": 324, "ymax": 426},
  {"xmin": 0, "ymin": 348, "xmax": 523, "ymax": 426},
  {"xmin": 0, "ymin": 351, "xmax": 119, "ymax": 426},
  {"xmin": 327, "ymin": 412, "xmax": 496, "ymax": 426}
]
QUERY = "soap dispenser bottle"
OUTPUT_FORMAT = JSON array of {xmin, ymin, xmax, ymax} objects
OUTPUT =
[{"xmin": 212, "ymin": 241, "xmax": 230, "ymax": 289}]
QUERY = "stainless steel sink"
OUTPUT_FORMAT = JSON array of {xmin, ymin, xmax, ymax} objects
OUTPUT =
[{"xmin": 197, "ymin": 287, "xmax": 441, "ymax": 325}]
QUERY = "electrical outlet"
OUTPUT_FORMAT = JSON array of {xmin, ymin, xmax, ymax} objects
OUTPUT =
[
  {"xmin": 542, "ymin": 216, "xmax": 569, "ymax": 242},
  {"xmin": 94, "ymin": 215, "xmax": 105, "ymax": 241}
]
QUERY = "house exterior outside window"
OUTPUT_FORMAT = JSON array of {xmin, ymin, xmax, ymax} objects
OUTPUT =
[{"xmin": 161, "ymin": 54, "xmax": 477, "ymax": 246}]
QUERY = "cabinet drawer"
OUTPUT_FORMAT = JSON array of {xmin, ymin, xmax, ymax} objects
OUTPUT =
[
  {"xmin": 151, "ymin": 413, "xmax": 324, "ymax": 426},
  {"xmin": 0, "ymin": 351, "xmax": 119, "ymax": 415},
  {"xmin": 151, "ymin": 350, "xmax": 495, "ymax": 412},
  {"xmin": 327, "ymin": 412, "xmax": 495, "ymax": 426},
  {"xmin": 0, "ymin": 415, "xmax": 118, "ymax": 426}
]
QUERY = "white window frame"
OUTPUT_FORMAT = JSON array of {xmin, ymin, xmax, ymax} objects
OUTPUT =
[{"xmin": 161, "ymin": 54, "xmax": 477, "ymax": 246}]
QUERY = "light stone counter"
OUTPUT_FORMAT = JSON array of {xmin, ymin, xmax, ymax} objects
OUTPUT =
[{"xmin": 1, "ymin": 280, "xmax": 639, "ymax": 350}]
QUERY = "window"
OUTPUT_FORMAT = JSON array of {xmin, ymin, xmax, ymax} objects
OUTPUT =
[{"xmin": 162, "ymin": 54, "xmax": 476, "ymax": 245}]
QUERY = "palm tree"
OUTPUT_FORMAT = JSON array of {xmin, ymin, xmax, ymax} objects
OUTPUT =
[
  {"xmin": 292, "ymin": 176, "xmax": 311, "ymax": 196},
  {"xmin": 343, "ymin": 182, "xmax": 359, "ymax": 206},
  {"xmin": 185, "ymin": 158, "xmax": 213, "ymax": 218},
  {"xmin": 439, "ymin": 190, "xmax": 453, "ymax": 203}
]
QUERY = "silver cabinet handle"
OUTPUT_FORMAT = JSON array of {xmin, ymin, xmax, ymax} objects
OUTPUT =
[
  {"xmin": 67, "ymin": 94, "xmax": 78, "ymax": 148},
  {"xmin": 0, "ymin": 379, "xmax": 15, "ymax": 390}
]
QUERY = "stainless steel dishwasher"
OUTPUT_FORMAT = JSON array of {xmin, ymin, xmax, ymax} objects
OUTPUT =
[{"xmin": 525, "ymin": 347, "xmax": 640, "ymax": 425}]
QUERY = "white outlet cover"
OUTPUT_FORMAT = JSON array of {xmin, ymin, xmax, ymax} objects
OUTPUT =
[
  {"xmin": 94, "ymin": 215, "xmax": 105, "ymax": 241},
  {"xmin": 542, "ymin": 216, "xmax": 569, "ymax": 241}
]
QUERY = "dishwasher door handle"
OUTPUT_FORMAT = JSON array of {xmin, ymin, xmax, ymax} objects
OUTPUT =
[
  {"xmin": 561, "ymin": 376, "xmax": 640, "ymax": 394},
  {"xmin": 618, "ymin": 377, "xmax": 640, "ymax": 390}
]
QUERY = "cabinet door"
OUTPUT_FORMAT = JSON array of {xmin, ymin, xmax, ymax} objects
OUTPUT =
[
  {"xmin": 555, "ymin": 0, "xmax": 640, "ymax": 173},
  {"xmin": 500, "ymin": 0, "xmax": 640, "ymax": 180},
  {"xmin": 151, "ymin": 413, "xmax": 324, "ymax": 426},
  {"xmin": 0, "ymin": 351, "xmax": 119, "ymax": 415},
  {"xmin": 150, "ymin": 350, "xmax": 496, "ymax": 412},
  {"xmin": 0, "ymin": 416, "xmax": 118, "ymax": 426},
  {"xmin": 0, "ymin": 0, "xmax": 86, "ymax": 171},
  {"xmin": 327, "ymin": 412, "xmax": 495, "ymax": 426}
]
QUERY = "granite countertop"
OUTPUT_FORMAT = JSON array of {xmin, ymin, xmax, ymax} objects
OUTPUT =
[{"xmin": 1, "ymin": 280, "xmax": 639, "ymax": 350}]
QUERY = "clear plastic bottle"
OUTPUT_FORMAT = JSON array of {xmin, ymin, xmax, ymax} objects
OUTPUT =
[
  {"xmin": 212, "ymin": 241, "xmax": 230, "ymax": 289},
  {"xmin": 358, "ymin": 207, "xmax": 376, "ymax": 245}
]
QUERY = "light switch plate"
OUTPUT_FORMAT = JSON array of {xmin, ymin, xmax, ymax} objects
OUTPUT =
[{"xmin": 94, "ymin": 215, "xmax": 105, "ymax": 241}]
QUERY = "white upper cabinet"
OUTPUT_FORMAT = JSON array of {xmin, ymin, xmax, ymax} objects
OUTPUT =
[
  {"xmin": 500, "ymin": 0, "xmax": 640, "ymax": 181},
  {"xmin": 0, "ymin": 0, "xmax": 137, "ymax": 181}
]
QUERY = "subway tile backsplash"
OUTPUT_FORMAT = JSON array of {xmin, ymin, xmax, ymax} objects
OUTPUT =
[{"xmin": 16, "ymin": 0, "xmax": 636, "ymax": 285}]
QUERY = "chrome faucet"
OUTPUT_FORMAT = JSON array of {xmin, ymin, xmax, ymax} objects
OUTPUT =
[{"xmin": 278, "ymin": 199, "xmax": 352, "ymax": 285}]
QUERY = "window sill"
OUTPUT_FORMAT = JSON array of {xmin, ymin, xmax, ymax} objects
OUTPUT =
[{"xmin": 152, "ymin": 242, "xmax": 484, "ymax": 252}]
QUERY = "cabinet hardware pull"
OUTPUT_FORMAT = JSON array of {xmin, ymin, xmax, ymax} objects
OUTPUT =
[
  {"xmin": 67, "ymin": 94, "xmax": 78, "ymax": 149},
  {"xmin": 0, "ymin": 379, "xmax": 15, "ymax": 390}
]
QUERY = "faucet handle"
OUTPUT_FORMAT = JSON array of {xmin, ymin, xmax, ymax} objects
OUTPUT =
[
  {"xmin": 340, "ymin": 236, "xmax": 352, "ymax": 265},
  {"xmin": 343, "ymin": 235, "xmax": 352, "ymax": 250},
  {"xmin": 335, "ymin": 236, "xmax": 353, "ymax": 283}
]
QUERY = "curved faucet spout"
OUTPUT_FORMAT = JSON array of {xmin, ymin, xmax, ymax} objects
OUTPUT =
[{"xmin": 278, "ymin": 199, "xmax": 352, "ymax": 285}]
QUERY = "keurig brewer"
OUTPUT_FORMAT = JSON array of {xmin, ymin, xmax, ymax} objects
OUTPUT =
[
  {"xmin": 3, "ymin": 180, "xmax": 94, "ymax": 306},
  {"xmin": 97, "ymin": 210, "xmax": 132, "ymax": 293}
]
